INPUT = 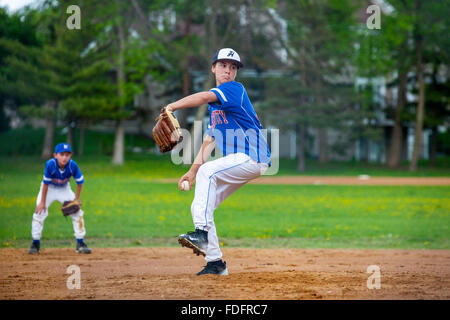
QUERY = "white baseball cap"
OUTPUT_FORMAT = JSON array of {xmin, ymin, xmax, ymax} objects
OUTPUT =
[{"xmin": 212, "ymin": 48, "xmax": 243, "ymax": 68}]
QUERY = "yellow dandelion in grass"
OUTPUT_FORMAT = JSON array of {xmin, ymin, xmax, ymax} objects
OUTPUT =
[
  {"xmin": 105, "ymin": 232, "xmax": 112, "ymax": 237},
  {"xmin": 220, "ymin": 242, "xmax": 224, "ymax": 246},
  {"xmin": 424, "ymin": 241, "xmax": 429, "ymax": 246},
  {"xmin": 0, "ymin": 198, "xmax": 12, "ymax": 208},
  {"xmin": 158, "ymin": 216, "xmax": 166, "ymax": 221},
  {"xmin": 97, "ymin": 209, "xmax": 103, "ymax": 215}
]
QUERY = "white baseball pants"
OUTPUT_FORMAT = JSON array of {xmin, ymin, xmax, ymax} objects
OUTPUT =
[
  {"xmin": 31, "ymin": 182, "xmax": 86, "ymax": 240},
  {"xmin": 191, "ymin": 153, "xmax": 268, "ymax": 262}
]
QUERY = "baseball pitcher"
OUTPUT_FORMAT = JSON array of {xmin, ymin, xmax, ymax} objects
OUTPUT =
[{"xmin": 155, "ymin": 48, "xmax": 271, "ymax": 275}]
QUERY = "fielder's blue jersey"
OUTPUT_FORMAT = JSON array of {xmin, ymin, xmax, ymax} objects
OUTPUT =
[
  {"xmin": 208, "ymin": 81, "xmax": 271, "ymax": 165},
  {"xmin": 42, "ymin": 158, "xmax": 84, "ymax": 186}
]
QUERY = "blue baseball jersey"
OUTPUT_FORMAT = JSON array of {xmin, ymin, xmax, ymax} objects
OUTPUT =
[
  {"xmin": 207, "ymin": 81, "xmax": 271, "ymax": 165},
  {"xmin": 42, "ymin": 158, "xmax": 84, "ymax": 186}
]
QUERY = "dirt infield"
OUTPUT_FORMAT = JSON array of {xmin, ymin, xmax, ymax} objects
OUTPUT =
[
  {"xmin": 1, "ymin": 247, "xmax": 449, "ymax": 300},
  {"xmin": 155, "ymin": 176, "xmax": 450, "ymax": 185}
]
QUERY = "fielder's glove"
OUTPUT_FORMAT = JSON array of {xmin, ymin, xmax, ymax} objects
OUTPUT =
[
  {"xmin": 152, "ymin": 107, "xmax": 183, "ymax": 153},
  {"xmin": 61, "ymin": 199, "xmax": 81, "ymax": 217}
]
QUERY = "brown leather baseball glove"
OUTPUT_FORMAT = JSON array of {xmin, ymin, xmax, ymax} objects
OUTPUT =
[
  {"xmin": 61, "ymin": 199, "xmax": 81, "ymax": 217},
  {"xmin": 152, "ymin": 107, "xmax": 183, "ymax": 153}
]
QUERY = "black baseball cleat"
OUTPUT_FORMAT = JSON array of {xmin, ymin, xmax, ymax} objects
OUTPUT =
[
  {"xmin": 76, "ymin": 241, "xmax": 91, "ymax": 254},
  {"xmin": 178, "ymin": 228, "xmax": 208, "ymax": 256},
  {"xmin": 28, "ymin": 241, "xmax": 40, "ymax": 254},
  {"xmin": 197, "ymin": 260, "xmax": 228, "ymax": 276}
]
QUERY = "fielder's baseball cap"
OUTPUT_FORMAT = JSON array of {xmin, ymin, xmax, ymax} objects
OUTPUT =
[
  {"xmin": 212, "ymin": 48, "xmax": 243, "ymax": 68},
  {"xmin": 54, "ymin": 143, "xmax": 72, "ymax": 154}
]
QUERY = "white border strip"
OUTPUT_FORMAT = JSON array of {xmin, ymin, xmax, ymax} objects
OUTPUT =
[{"xmin": 211, "ymin": 88, "xmax": 228, "ymax": 102}]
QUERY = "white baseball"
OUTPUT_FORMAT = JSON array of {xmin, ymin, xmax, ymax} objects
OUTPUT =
[{"xmin": 181, "ymin": 180, "xmax": 190, "ymax": 191}]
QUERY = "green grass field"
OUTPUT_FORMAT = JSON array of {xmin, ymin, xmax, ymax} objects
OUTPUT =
[{"xmin": 1, "ymin": 154, "xmax": 449, "ymax": 250}]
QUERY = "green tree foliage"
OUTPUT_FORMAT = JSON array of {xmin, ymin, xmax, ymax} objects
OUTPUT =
[
  {"xmin": 1, "ymin": 0, "xmax": 448, "ymax": 167},
  {"xmin": 0, "ymin": 7, "xmax": 40, "ymax": 132},
  {"xmin": 260, "ymin": 0, "xmax": 363, "ymax": 170}
]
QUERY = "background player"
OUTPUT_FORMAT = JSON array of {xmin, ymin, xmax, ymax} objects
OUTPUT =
[
  {"xmin": 166, "ymin": 48, "xmax": 271, "ymax": 275},
  {"xmin": 28, "ymin": 143, "xmax": 91, "ymax": 254}
]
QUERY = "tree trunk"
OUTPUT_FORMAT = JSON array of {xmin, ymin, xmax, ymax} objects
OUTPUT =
[
  {"xmin": 428, "ymin": 63, "xmax": 439, "ymax": 168},
  {"xmin": 409, "ymin": 32, "xmax": 425, "ymax": 171},
  {"xmin": 363, "ymin": 138, "xmax": 370, "ymax": 163},
  {"xmin": 296, "ymin": 42, "xmax": 308, "ymax": 172},
  {"xmin": 191, "ymin": 0, "xmax": 237, "ymax": 127},
  {"xmin": 187, "ymin": 72, "xmax": 215, "ymax": 161},
  {"xmin": 41, "ymin": 117, "xmax": 56, "ymax": 160},
  {"xmin": 178, "ymin": 13, "xmax": 192, "ymax": 129},
  {"xmin": 112, "ymin": 119, "xmax": 125, "ymax": 165},
  {"xmin": 66, "ymin": 120, "xmax": 73, "ymax": 147},
  {"xmin": 318, "ymin": 128, "xmax": 328, "ymax": 163},
  {"xmin": 78, "ymin": 123, "xmax": 85, "ymax": 157},
  {"xmin": 429, "ymin": 127, "xmax": 437, "ymax": 167},
  {"xmin": 182, "ymin": 1, "xmax": 218, "ymax": 163},
  {"xmin": 41, "ymin": 102, "xmax": 57, "ymax": 159},
  {"xmin": 315, "ymin": 74, "xmax": 328, "ymax": 164},
  {"xmin": 183, "ymin": 0, "xmax": 241, "ymax": 162},
  {"xmin": 387, "ymin": 68, "xmax": 408, "ymax": 168},
  {"xmin": 112, "ymin": 1, "xmax": 126, "ymax": 165},
  {"xmin": 296, "ymin": 124, "xmax": 306, "ymax": 172},
  {"xmin": 194, "ymin": 72, "xmax": 215, "ymax": 121},
  {"xmin": 191, "ymin": 0, "xmax": 218, "ymax": 126}
]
